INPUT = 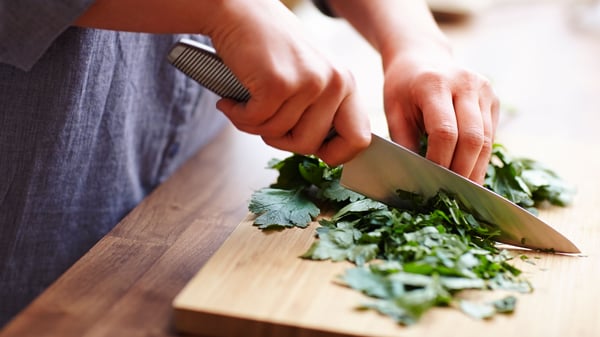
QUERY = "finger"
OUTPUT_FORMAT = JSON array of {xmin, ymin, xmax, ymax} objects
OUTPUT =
[
  {"xmin": 216, "ymin": 97, "xmax": 279, "ymax": 127},
  {"xmin": 262, "ymin": 73, "xmax": 344, "ymax": 155},
  {"xmin": 469, "ymin": 92, "xmax": 500, "ymax": 183},
  {"xmin": 386, "ymin": 102, "xmax": 423, "ymax": 153},
  {"xmin": 448, "ymin": 93, "xmax": 485, "ymax": 178},
  {"xmin": 490, "ymin": 92, "xmax": 501, "ymax": 136},
  {"xmin": 232, "ymin": 91, "xmax": 315, "ymax": 138},
  {"xmin": 216, "ymin": 80, "xmax": 290, "ymax": 130},
  {"xmin": 470, "ymin": 142, "xmax": 492, "ymax": 184},
  {"xmin": 244, "ymin": 66, "xmax": 333, "ymax": 138},
  {"xmin": 315, "ymin": 91, "xmax": 371, "ymax": 166},
  {"xmin": 421, "ymin": 91, "xmax": 457, "ymax": 169},
  {"xmin": 262, "ymin": 102, "xmax": 335, "ymax": 155}
]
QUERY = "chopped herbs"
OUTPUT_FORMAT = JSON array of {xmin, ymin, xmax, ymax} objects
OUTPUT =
[
  {"xmin": 459, "ymin": 295, "xmax": 517, "ymax": 320},
  {"xmin": 485, "ymin": 144, "xmax": 576, "ymax": 213},
  {"xmin": 248, "ymin": 145, "xmax": 573, "ymax": 325}
]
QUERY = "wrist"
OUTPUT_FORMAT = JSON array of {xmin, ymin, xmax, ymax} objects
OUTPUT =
[{"xmin": 380, "ymin": 32, "xmax": 453, "ymax": 71}]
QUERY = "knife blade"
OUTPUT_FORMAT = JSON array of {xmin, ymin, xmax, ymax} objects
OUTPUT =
[
  {"xmin": 341, "ymin": 135, "xmax": 580, "ymax": 253},
  {"xmin": 167, "ymin": 38, "xmax": 580, "ymax": 254}
]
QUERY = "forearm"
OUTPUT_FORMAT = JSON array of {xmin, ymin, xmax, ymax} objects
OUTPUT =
[
  {"xmin": 73, "ymin": 0, "xmax": 287, "ymax": 40},
  {"xmin": 326, "ymin": 0, "xmax": 451, "ymax": 67},
  {"xmin": 74, "ymin": 0, "xmax": 211, "ymax": 33}
]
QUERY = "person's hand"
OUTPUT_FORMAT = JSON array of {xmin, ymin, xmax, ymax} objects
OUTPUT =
[
  {"xmin": 74, "ymin": 0, "xmax": 370, "ymax": 166},
  {"xmin": 207, "ymin": 0, "xmax": 371, "ymax": 166},
  {"xmin": 382, "ymin": 48, "xmax": 500, "ymax": 183}
]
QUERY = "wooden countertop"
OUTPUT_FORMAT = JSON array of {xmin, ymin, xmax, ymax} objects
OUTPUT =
[{"xmin": 2, "ymin": 1, "xmax": 600, "ymax": 336}]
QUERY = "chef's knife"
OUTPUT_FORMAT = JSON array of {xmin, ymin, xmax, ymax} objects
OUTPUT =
[
  {"xmin": 167, "ymin": 38, "xmax": 580, "ymax": 254},
  {"xmin": 341, "ymin": 135, "xmax": 580, "ymax": 253}
]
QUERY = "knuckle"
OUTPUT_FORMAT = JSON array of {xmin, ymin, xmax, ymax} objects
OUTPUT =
[
  {"xmin": 411, "ymin": 71, "xmax": 447, "ymax": 95},
  {"xmin": 480, "ymin": 135, "xmax": 494, "ymax": 154},
  {"xmin": 301, "ymin": 71, "xmax": 327, "ymax": 99},
  {"xmin": 479, "ymin": 76, "xmax": 493, "ymax": 90},
  {"xmin": 455, "ymin": 71, "xmax": 480, "ymax": 92},
  {"xmin": 459, "ymin": 71, "xmax": 493, "ymax": 93},
  {"xmin": 429, "ymin": 124, "xmax": 458, "ymax": 144},
  {"xmin": 266, "ymin": 76, "xmax": 293, "ymax": 97},
  {"xmin": 308, "ymin": 77, "xmax": 326, "ymax": 97},
  {"xmin": 253, "ymin": 65, "xmax": 295, "ymax": 97},
  {"xmin": 330, "ymin": 66, "xmax": 354, "ymax": 93},
  {"xmin": 460, "ymin": 128, "xmax": 485, "ymax": 149}
]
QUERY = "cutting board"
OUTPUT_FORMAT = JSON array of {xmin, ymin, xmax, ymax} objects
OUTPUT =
[{"xmin": 172, "ymin": 139, "xmax": 600, "ymax": 337}]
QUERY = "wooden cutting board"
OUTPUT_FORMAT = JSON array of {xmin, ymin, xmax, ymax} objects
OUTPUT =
[{"xmin": 172, "ymin": 139, "xmax": 600, "ymax": 337}]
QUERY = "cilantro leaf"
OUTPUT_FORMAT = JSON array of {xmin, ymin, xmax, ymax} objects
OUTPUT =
[
  {"xmin": 485, "ymin": 144, "xmax": 575, "ymax": 208},
  {"xmin": 248, "ymin": 188, "xmax": 319, "ymax": 229},
  {"xmin": 520, "ymin": 158, "xmax": 576, "ymax": 206},
  {"xmin": 319, "ymin": 180, "xmax": 365, "ymax": 203},
  {"xmin": 268, "ymin": 155, "xmax": 316, "ymax": 189},
  {"xmin": 459, "ymin": 295, "xmax": 517, "ymax": 320},
  {"xmin": 301, "ymin": 225, "xmax": 379, "ymax": 265},
  {"xmin": 492, "ymin": 295, "xmax": 517, "ymax": 313},
  {"xmin": 355, "ymin": 272, "xmax": 451, "ymax": 325},
  {"xmin": 459, "ymin": 300, "xmax": 496, "ymax": 319}
]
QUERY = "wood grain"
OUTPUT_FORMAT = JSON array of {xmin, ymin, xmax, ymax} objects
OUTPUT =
[
  {"xmin": 172, "ymin": 139, "xmax": 600, "ymax": 337},
  {"xmin": 0, "ymin": 127, "xmax": 285, "ymax": 337}
]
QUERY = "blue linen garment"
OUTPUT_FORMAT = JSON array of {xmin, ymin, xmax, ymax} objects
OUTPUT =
[{"xmin": 0, "ymin": 2, "xmax": 228, "ymax": 325}]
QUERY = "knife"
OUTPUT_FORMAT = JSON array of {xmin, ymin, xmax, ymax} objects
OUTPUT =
[{"xmin": 167, "ymin": 38, "xmax": 580, "ymax": 254}]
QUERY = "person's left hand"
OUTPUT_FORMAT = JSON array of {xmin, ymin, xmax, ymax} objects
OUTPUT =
[{"xmin": 382, "ymin": 48, "xmax": 500, "ymax": 184}]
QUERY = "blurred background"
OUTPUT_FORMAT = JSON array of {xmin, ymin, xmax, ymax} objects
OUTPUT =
[{"xmin": 280, "ymin": 0, "xmax": 600, "ymax": 150}]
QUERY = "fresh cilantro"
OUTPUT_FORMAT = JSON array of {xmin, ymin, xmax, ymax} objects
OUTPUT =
[
  {"xmin": 492, "ymin": 295, "xmax": 517, "ymax": 313},
  {"xmin": 485, "ymin": 144, "xmax": 576, "ymax": 210},
  {"xmin": 268, "ymin": 155, "xmax": 320, "ymax": 189},
  {"xmin": 356, "ymin": 271, "xmax": 452, "ymax": 325},
  {"xmin": 248, "ymin": 188, "xmax": 319, "ymax": 229},
  {"xmin": 320, "ymin": 180, "xmax": 365, "ymax": 203},
  {"xmin": 301, "ymin": 226, "xmax": 379, "ymax": 265},
  {"xmin": 459, "ymin": 295, "xmax": 517, "ymax": 320}
]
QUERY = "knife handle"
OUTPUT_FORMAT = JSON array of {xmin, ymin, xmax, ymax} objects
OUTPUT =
[
  {"xmin": 167, "ymin": 38, "xmax": 337, "ymax": 140},
  {"xmin": 167, "ymin": 38, "xmax": 251, "ymax": 102}
]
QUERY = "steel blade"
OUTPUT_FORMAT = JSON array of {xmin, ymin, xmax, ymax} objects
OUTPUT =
[{"xmin": 340, "ymin": 135, "xmax": 580, "ymax": 253}]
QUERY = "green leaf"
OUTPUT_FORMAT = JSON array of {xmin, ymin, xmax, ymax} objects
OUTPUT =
[
  {"xmin": 301, "ymin": 226, "xmax": 378, "ymax": 265},
  {"xmin": 520, "ymin": 159, "xmax": 576, "ymax": 206},
  {"xmin": 248, "ymin": 188, "xmax": 319, "ymax": 229},
  {"xmin": 484, "ymin": 144, "xmax": 575, "ymax": 208},
  {"xmin": 344, "ymin": 268, "xmax": 452, "ymax": 325},
  {"xmin": 332, "ymin": 198, "xmax": 388, "ymax": 221},
  {"xmin": 298, "ymin": 157, "xmax": 327, "ymax": 187},
  {"xmin": 320, "ymin": 180, "xmax": 365, "ymax": 203},
  {"xmin": 360, "ymin": 299, "xmax": 416, "ymax": 326},
  {"xmin": 340, "ymin": 266, "xmax": 392, "ymax": 298},
  {"xmin": 459, "ymin": 295, "xmax": 517, "ymax": 320},
  {"xmin": 459, "ymin": 300, "xmax": 496, "ymax": 319},
  {"xmin": 268, "ymin": 156, "xmax": 312, "ymax": 190},
  {"xmin": 492, "ymin": 295, "xmax": 517, "ymax": 313}
]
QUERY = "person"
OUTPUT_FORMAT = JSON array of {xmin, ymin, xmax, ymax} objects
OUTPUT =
[{"xmin": 0, "ymin": 0, "xmax": 499, "ymax": 327}]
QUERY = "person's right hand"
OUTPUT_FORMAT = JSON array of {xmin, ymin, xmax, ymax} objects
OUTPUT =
[
  {"xmin": 74, "ymin": 0, "xmax": 371, "ymax": 166},
  {"xmin": 206, "ymin": 0, "xmax": 371, "ymax": 166}
]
